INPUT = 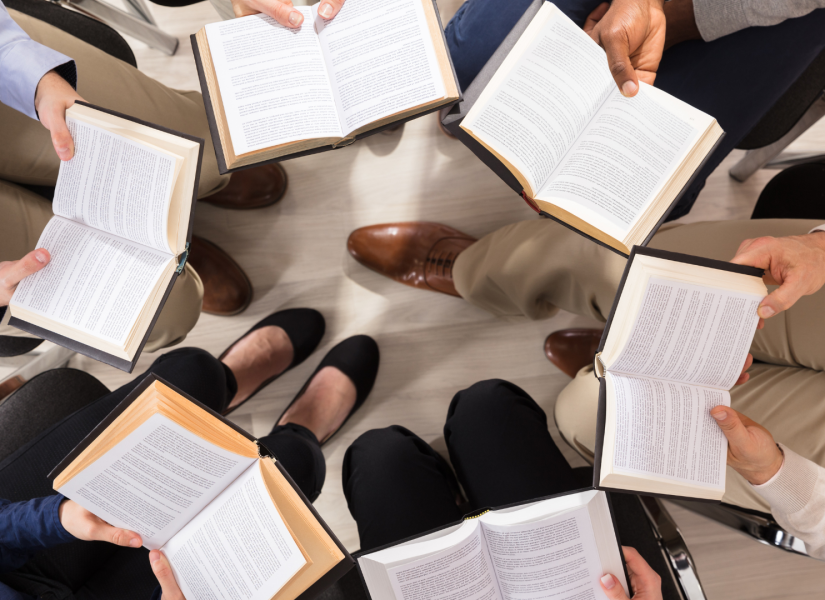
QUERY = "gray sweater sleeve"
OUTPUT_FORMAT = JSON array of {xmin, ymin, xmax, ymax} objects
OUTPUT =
[{"xmin": 693, "ymin": 0, "xmax": 825, "ymax": 41}]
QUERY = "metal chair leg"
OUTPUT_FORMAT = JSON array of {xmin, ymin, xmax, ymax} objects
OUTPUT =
[
  {"xmin": 121, "ymin": 0, "xmax": 157, "ymax": 25},
  {"xmin": 672, "ymin": 499, "xmax": 812, "ymax": 558},
  {"xmin": 730, "ymin": 94, "xmax": 825, "ymax": 182},
  {"xmin": 58, "ymin": 0, "xmax": 178, "ymax": 55},
  {"xmin": 639, "ymin": 496, "xmax": 709, "ymax": 600}
]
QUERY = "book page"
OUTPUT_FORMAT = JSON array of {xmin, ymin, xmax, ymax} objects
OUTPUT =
[
  {"xmin": 608, "ymin": 276, "xmax": 761, "ymax": 390},
  {"xmin": 204, "ymin": 10, "xmax": 343, "ymax": 155},
  {"xmin": 537, "ymin": 85, "xmax": 708, "ymax": 240},
  {"xmin": 10, "ymin": 218, "xmax": 172, "ymax": 348},
  {"xmin": 57, "ymin": 413, "xmax": 257, "ymax": 549},
  {"xmin": 386, "ymin": 520, "xmax": 502, "ymax": 600},
  {"xmin": 608, "ymin": 373, "xmax": 729, "ymax": 490},
  {"xmin": 481, "ymin": 506, "xmax": 611, "ymax": 600},
  {"xmin": 315, "ymin": 0, "xmax": 446, "ymax": 136},
  {"xmin": 461, "ymin": 4, "xmax": 612, "ymax": 196},
  {"xmin": 162, "ymin": 462, "xmax": 307, "ymax": 600},
  {"xmin": 54, "ymin": 117, "xmax": 179, "ymax": 254}
]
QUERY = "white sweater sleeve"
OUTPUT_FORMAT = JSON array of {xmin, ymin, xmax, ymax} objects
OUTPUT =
[{"xmin": 752, "ymin": 444, "xmax": 825, "ymax": 559}]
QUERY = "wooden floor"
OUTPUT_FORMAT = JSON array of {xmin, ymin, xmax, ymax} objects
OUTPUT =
[{"xmin": 64, "ymin": 1, "xmax": 825, "ymax": 597}]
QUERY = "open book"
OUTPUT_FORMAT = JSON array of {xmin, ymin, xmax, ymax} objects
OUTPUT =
[
  {"xmin": 358, "ymin": 489, "xmax": 628, "ymax": 600},
  {"xmin": 459, "ymin": 3, "xmax": 724, "ymax": 255},
  {"xmin": 593, "ymin": 247, "xmax": 767, "ymax": 501},
  {"xmin": 6, "ymin": 102, "xmax": 202, "ymax": 372},
  {"xmin": 50, "ymin": 375, "xmax": 353, "ymax": 600},
  {"xmin": 192, "ymin": 0, "xmax": 460, "ymax": 173}
]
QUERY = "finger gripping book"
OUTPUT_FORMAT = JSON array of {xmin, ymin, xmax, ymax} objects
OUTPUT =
[
  {"xmin": 7, "ymin": 102, "xmax": 202, "ymax": 372},
  {"xmin": 458, "ymin": 3, "xmax": 725, "ymax": 256},
  {"xmin": 592, "ymin": 246, "xmax": 767, "ymax": 501},
  {"xmin": 49, "ymin": 374, "xmax": 353, "ymax": 600}
]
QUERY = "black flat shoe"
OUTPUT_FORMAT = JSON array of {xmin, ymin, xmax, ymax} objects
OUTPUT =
[
  {"xmin": 220, "ymin": 308, "xmax": 325, "ymax": 415},
  {"xmin": 276, "ymin": 335, "xmax": 380, "ymax": 445}
]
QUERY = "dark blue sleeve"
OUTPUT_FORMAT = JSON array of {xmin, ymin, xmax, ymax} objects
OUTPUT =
[
  {"xmin": 149, "ymin": 585, "xmax": 162, "ymax": 600},
  {"xmin": 0, "ymin": 495, "xmax": 76, "ymax": 574}
]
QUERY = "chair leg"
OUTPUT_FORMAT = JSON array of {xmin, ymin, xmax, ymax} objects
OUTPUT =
[
  {"xmin": 58, "ymin": 0, "xmax": 178, "ymax": 55},
  {"xmin": 730, "ymin": 94, "xmax": 825, "ymax": 182},
  {"xmin": 672, "ymin": 499, "xmax": 812, "ymax": 558},
  {"xmin": 639, "ymin": 496, "xmax": 709, "ymax": 600},
  {"xmin": 121, "ymin": 0, "xmax": 158, "ymax": 26}
]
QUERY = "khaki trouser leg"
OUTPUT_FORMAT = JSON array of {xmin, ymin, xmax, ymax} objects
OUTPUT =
[
  {"xmin": 453, "ymin": 219, "xmax": 627, "ymax": 320},
  {"xmin": 0, "ymin": 9, "xmax": 229, "ymax": 198},
  {"xmin": 0, "ymin": 180, "xmax": 203, "ymax": 352}
]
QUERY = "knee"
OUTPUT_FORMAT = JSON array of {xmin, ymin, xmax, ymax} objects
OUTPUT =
[
  {"xmin": 343, "ymin": 426, "xmax": 419, "ymax": 490},
  {"xmin": 150, "ymin": 348, "xmax": 228, "ymax": 409},
  {"xmin": 448, "ymin": 379, "xmax": 540, "ymax": 425},
  {"xmin": 554, "ymin": 366, "xmax": 599, "ymax": 459}
]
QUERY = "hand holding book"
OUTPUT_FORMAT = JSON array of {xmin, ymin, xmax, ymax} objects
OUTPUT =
[
  {"xmin": 0, "ymin": 249, "xmax": 50, "ymax": 306},
  {"xmin": 710, "ymin": 407, "xmax": 785, "ymax": 486},
  {"xmin": 230, "ymin": 0, "xmax": 343, "ymax": 27}
]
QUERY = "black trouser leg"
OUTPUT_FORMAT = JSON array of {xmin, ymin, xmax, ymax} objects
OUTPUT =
[
  {"xmin": 444, "ymin": 379, "xmax": 586, "ymax": 508},
  {"xmin": 343, "ymin": 426, "xmax": 463, "ymax": 552}
]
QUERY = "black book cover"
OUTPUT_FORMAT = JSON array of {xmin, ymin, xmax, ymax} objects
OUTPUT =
[
  {"xmin": 591, "ymin": 245, "xmax": 764, "ymax": 500},
  {"xmin": 355, "ymin": 487, "xmax": 630, "ymax": 600},
  {"xmin": 48, "ymin": 373, "xmax": 354, "ymax": 600},
  {"xmin": 8, "ymin": 102, "xmax": 203, "ymax": 373},
  {"xmin": 442, "ymin": 0, "xmax": 726, "ymax": 257},
  {"xmin": 192, "ymin": 0, "xmax": 462, "ymax": 175}
]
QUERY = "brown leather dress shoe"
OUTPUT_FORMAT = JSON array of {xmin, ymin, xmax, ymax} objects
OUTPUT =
[
  {"xmin": 347, "ymin": 222, "xmax": 476, "ymax": 296},
  {"xmin": 187, "ymin": 236, "xmax": 252, "ymax": 316},
  {"xmin": 201, "ymin": 163, "xmax": 287, "ymax": 210},
  {"xmin": 544, "ymin": 328, "xmax": 604, "ymax": 378}
]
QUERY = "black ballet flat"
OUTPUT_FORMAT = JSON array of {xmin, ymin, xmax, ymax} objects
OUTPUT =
[
  {"xmin": 220, "ymin": 308, "xmax": 326, "ymax": 415},
  {"xmin": 276, "ymin": 335, "xmax": 380, "ymax": 446}
]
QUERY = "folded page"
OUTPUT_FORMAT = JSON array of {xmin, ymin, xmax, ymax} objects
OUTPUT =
[
  {"xmin": 11, "ymin": 218, "xmax": 172, "ymax": 348},
  {"xmin": 481, "ymin": 505, "xmax": 611, "ymax": 600},
  {"xmin": 608, "ymin": 276, "xmax": 761, "ymax": 389},
  {"xmin": 57, "ymin": 412, "xmax": 257, "ymax": 549},
  {"xmin": 316, "ymin": 0, "xmax": 446, "ymax": 136},
  {"xmin": 163, "ymin": 462, "xmax": 307, "ymax": 600},
  {"xmin": 608, "ymin": 373, "xmax": 729, "ymax": 490},
  {"xmin": 205, "ymin": 10, "xmax": 343, "ymax": 155},
  {"xmin": 54, "ymin": 117, "xmax": 179, "ymax": 254}
]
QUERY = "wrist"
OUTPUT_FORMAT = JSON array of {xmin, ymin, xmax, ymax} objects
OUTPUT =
[{"xmin": 745, "ymin": 446, "xmax": 785, "ymax": 485}]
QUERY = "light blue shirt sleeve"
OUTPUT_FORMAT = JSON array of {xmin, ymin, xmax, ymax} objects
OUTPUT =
[{"xmin": 0, "ymin": 0, "xmax": 76, "ymax": 120}]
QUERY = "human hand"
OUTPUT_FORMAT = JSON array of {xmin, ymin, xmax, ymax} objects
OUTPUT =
[
  {"xmin": 662, "ymin": 0, "xmax": 701, "ymax": 50},
  {"xmin": 150, "ymin": 550, "xmax": 185, "ymax": 600},
  {"xmin": 583, "ymin": 0, "xmax": 666, "ymax": 96},
  {"xmin": 600, "ymin": 546, "xmax": 662, "ymax": 599},
  {"xmin": 230, "ymin": 0, "xmax": 344, "ymax": 27},
  {"xmin": 34, "ymin": 70, "xmax": 84, "ymax": 161},
  {"xmin": 731, "ymin": 232, "xmax": 825, "ymax": 319},
  {"xmin": 710, "ymin": 406, "xmax": 784, "ymax": 485},
  {"xmin": 58, "ymin": 499, "xmax": 142, "ymax": 547},
  {"xmin": 0, "ymin": 249, "xmax": 50, "ymax": 307},
  {"xmin": 735, "ymin": 353, "xmax": 753, "ymax": 386}
]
